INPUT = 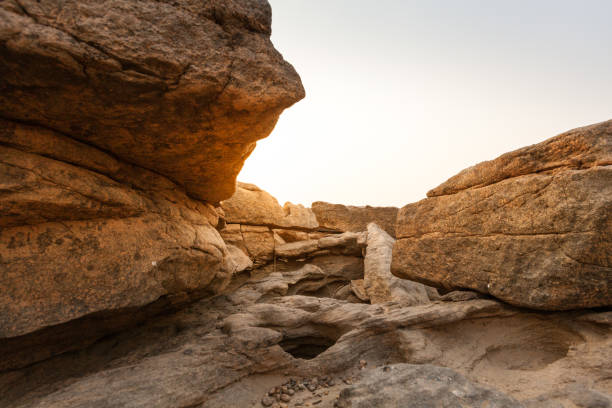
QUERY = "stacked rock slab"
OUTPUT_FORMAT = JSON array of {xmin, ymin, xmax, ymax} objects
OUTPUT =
[
  {"xmin": 311, "ymin": 201, "xmax": 399, "ymax": 237},
  {"xmin": 0, "ymin": 0, "xmax": 304, "ymax": 369},
  {"xmin": 219, "ymin": 182, "xmax": 320, "ymax": 267},
  {"xmin": 392, "ymin": 120, "xmax": 612, "ymax": 310}
]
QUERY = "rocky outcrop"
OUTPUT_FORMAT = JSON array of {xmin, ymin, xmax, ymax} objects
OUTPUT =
[
  {"xmin": 2, "ymin": 268, "xmax": 609, "ymax": 407},
  {"xmin": 221, "ymin": 182, "xmax": 318, "ymax": 229},
  {"xmin": 364, "ymin": 223, "xmax": 432, "ymax": 305},
  {"xmin": 335, "ymin": 364, "xmax": 523, "ymax": 408},
  {"xmin": 0, "ymin": 0, "xmax": 304, "ymax": 368},
  {"xmin": 311, "ymin": 201, "xmax": 398, "ymax": 237},
  {"xmin": 0, "ymin": 0, "xmax": 304, "ymax": 202},
  {"xmin": 392, "ymin": 120, "xmax": 612, "ymax": 310}
]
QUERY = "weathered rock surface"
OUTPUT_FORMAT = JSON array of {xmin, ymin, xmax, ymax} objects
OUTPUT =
[
  {"xmin": 428, "ymin": 120, "xmax": 612, "ymax": 198},
  {"xmin": 364, "ymin": 223, "xmax": 432, "ymax": 305},
  {"xmin": 393, "ymin": 121, "xmax": 612, "ymax": 310},
  {"xmin": 335, "ymin": 364, "xmax": 523, "ymax": 408},
  {"xmin": 2, "ymin": 272, "xmax": 609, "ymax": 407},
  {"xmin": 0, "ymin": 0, "xmax": 304, "ymax": 369},
  {"xmin": 311, "ymin": 201, "xmax": 398, "ymax": 237},
  {"xmin": 0, "ymin": 125, "xmax": 235, "ymax": 348},
  {"xmin": 221, "ymin": 182, "xmax": 318, "ymax": 229},
  {"xmin": 275, "ymin": 231, "xmax": 367, "ymax": 259},
  {"xmin": 0, "ymin": 0, "xmax": 304, "ymax": 202}
]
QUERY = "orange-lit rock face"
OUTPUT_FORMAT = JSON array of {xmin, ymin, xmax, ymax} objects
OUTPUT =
[
  {"xmin": 0, "ymin": 0, "xmax": 305, "ymax": 202},
  {"xmin": 0, "ymin": 121, "xmax": 234, "ymax": 342},
  {"xmin": 0, "ymin": 0, "xmax": 304, "ymax": 351},
  {"xmin": 392, "ymin": 120, "xmax": 612, "ymax": 311}
]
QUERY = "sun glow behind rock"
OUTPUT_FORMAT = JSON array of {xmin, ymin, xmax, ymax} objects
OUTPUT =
[{"xmin": 239, "ymin": 0, "xmax": 612, "ymax": 207}]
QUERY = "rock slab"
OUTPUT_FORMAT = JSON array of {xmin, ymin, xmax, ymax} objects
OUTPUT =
[
  {"xmin": 392, "ymin": 120, "xmax": 612, "ymax": 310},
  {"xmin": 312, "ymin": 201, "xmax": 398, "ymax": 237},
  {"xmin": 0, "ymin": 0, "xmax": 304, "ymax": 367},
  {"xmin": 336, "ymin": 364, "xmax": 523, "ymax": 408}
]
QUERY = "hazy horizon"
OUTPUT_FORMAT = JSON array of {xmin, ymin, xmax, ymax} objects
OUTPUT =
[{"xmin": 239, "ymin": 0, "xmax": 612, "ymax": 207}]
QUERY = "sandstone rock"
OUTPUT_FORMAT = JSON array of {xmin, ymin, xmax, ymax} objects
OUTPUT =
[
  {"xmin": 275, "ymin": 240, "xmax": 320, "ymax": 258},
  {"xmin": 227, "ymin": 260, "xmax": 363, "ymax": 304},
  {"xmin": 273, "ymin": 229, "xmax": 309, "ymax": 243},
  {"xmin": 2, "ymin": 269, "xmax": 609, "ymax": 408},
  {"xmin": 311, "ymin": 201, "xmax": 398, "ymax": 237},
  {"xmin": 350, "ymin": 279, "xmax": 370, "ymax": 302},
  {"xmin": 0, "ymin": 0, "xmax": 304, "ymax": 368},
  {"xmin": 226, "ymin": 244, "xmax": 253, "ymax": 273},
  {"xmin": 393, "ymin": 121, "xmax": 612, "ymax": 310},
  {"xmin": 274, "ymin": 231, "xmax": 367, "ymax": 259},
  {"xmin": 364, "ymin": 223, "xmax": 431, "ymax": 305},
  {"xmin": 335, "ymin": 364, "xmax": 523, "ymax": 408},
  {"xmin": 221, "ymin": 183, "xmax": 318, "ymax": 229},
  {"xmin": 0, "ymin": 1, "xmax": 304, "ymax": 202},
  {"xmin": 428, "ymin": 119, "xmax": 612, "ymax": 198},
  {"xmin": 241, "ymin": 225, "xmax": 276, "ymax": 266},
  {"xmin": 0, "ymin": 132, "xmax": 235, "ymax": 342}
]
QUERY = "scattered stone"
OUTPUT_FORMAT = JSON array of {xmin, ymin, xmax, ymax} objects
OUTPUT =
[{"xmin": 261, "ymin": 395, "xmax": 275, "ymax": 407}]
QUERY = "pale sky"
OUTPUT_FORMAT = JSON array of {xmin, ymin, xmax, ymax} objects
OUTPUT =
[{"xmin": 239, "ymin": 0, "xmax": 612, "ymax": 207}]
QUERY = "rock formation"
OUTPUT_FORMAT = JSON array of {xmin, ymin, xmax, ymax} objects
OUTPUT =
[
  {"xmin": 2, "ymin": 263, "xmax": 609, "ymax": 407},
  {"xmin": 392, "ymin": 120, "xmax": 612, "ymax": 310},
  {"xmin": 1, "ymin": 0, "xmax": 611, "ymax": 406},
  {"xmin": 0, "ymin": 0, "xmax": 304, "ymax": 202},
  {"xmin": 0, "ymin": 0, "xmax": 303, "ymax": 369},
  {"xmin": 311, "ymin": 201, "xmax": 398, "ymax": 237}
]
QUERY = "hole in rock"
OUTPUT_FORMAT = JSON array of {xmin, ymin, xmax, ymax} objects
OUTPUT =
[{"xmin": 279, "ymin": 336, "xmax": 335, "ymax": 360}]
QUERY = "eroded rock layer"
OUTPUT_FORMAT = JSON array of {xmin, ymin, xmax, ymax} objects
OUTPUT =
[
  {"xmin": 0, "ymin": 0, "xmax": 304, "ymax": 367},
  {"xmin": 392, "ymin": 120, "xmax": 612, "ymax": 310},
  {"xmin": 2, "ymin": 272, "xmax": 609, "ymax": 407}
]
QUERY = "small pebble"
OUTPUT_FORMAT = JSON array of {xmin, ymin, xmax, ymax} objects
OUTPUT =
[
  {"xmin": 261, "ymin": 395, "xmax": 274, "ymax": 407},
  {"xmin": 313, "ymin": 400, "xmax": 322, "ymax": 405}
]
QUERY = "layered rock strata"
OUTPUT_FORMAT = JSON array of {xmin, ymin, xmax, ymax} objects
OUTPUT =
[
  {"xmin": 312, "ymin": 201, "xmax": 398, "ymax": 237},
  {"xmin": 392, "ymin": 120, "xmax": 612, "ymax": 310},
  {"xmin": 0, "ymin": 0, "xmax": 304, "ymax": 368}
]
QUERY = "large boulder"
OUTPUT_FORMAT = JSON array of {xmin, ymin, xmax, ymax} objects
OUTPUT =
[
  {"xmin": 311, "ymin": 201, "xmax": 398, "ymax": 237},
  {"xmin": 392, "ymin": 120, "xmax": 612, "ymax": 310},
  {"xmin": 0, "ymin": 0, "xmax": 303, "ymax": 367},
  {"xmin": 0, "ymin": 0, "xmax": 304, "ymax": 202},
  {"xmin": 221, "ymin": 182, "xmax": 318, "ymax": 229}
]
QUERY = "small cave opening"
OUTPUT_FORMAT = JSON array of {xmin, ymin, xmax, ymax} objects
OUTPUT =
[{"xmin": 278, "ymin": 336, "xmax": 336, "ymax": 360}]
